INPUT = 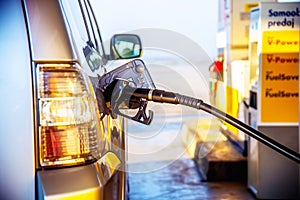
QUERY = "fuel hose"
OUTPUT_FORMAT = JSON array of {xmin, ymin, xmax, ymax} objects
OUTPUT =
[{"xmin": 128, "ymin": 88, "xmax": 300, "ymax": 164}]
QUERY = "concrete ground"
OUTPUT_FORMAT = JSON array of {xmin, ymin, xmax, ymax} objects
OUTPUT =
[
  {"xmin": 128, "ymin": 159, "xmax": 255, "ymax": 200},
  {"xmin": 126, "ymin": 110, "xmax": 255, "ymax": 200}
]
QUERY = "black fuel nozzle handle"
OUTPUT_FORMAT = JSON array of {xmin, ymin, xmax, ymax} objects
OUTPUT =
[
  {"xmin": 130, "ymin": 100, "xmax": 153, "ymax": 125},
  {"xmin": 102, "ymin": 79, "xmax": 153, "ymax": 124}
]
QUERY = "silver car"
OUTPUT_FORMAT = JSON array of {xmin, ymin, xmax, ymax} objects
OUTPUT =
[{"xmin": 0, "ymin": 0, "xmax": 142, "ymax": 199}]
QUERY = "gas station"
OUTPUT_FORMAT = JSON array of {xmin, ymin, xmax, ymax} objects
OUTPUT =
[
  {"xmin": 119, "ymin": 1, "xmax": 300, "ymax": 199},
  {"xmin": 203, "ymin": 0, "xmax": 300, "ymax": 199},
  {"xmin": 126, "ymin": 2, "xmax": 299, "ymax": 199}
]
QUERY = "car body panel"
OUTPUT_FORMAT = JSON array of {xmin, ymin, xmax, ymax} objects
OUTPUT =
[
  {"xmin": 0, "ymin": 0, "xmax": 128, "ymax": 199},
  {"xmin": 37, "ymin": 164, "xmax": 103, "ymax": 200},
  {"xmin": 0, "ymin": 0, "xmax": 35, "ymax": 199},
  {"xmin": 24, "ymin": 0, "xmax": 77, "ymax": 62},
  {"xmin": 37, "ymin": 152, "xmax": 121, "ymax": 199}
]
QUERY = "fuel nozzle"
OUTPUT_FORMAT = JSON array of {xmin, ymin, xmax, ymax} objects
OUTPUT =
[
  {"xmin": 96, "ymin": 59, "xmax": 156, "ymax": 124},
  {"xmin": 103, "ymin": 79, "xmax": 154, "ymax": 125},
  {"xmin": 102, "ymin": 78, "xmax": 204, "ymax": 125}
]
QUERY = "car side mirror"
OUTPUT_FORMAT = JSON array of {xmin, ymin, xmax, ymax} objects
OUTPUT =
[{"xmin": 110, "ymin": 34, "xmax": 142, "ymax": 59}]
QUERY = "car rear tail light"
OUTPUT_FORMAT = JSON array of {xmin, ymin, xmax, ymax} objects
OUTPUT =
[{"xmin": 37, "ymin": 64, "xmax": 103, "ymax": 168}]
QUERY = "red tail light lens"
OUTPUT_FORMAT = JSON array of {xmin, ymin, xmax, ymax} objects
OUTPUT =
[{"xmin": 37, "ymin": 64, "xmax": 103, "ymax": 167}]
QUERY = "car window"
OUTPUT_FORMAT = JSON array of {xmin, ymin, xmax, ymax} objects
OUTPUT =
[{"xmin": 61, "ymin": 0, "xmax": 106, "ymax": 76}]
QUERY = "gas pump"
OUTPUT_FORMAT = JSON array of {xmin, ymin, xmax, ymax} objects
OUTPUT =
[{"xmin": 95, "ymin": 59, "xmax": 300, "ymax": 165}]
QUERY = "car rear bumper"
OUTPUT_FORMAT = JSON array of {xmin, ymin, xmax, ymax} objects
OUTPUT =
[{"xmin": 37, "ymin": 152, "xmax": 122, "ymax": 199}]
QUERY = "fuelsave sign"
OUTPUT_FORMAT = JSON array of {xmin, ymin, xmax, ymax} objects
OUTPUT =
[{"xmin": 261, "ymin": 30, "xmax": 299, "ymax": 123}]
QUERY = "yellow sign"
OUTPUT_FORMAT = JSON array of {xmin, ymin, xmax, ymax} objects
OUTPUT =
[
  {"xmin": 261, "ymin": 30, "xmax": 299, "ymax": 123},
  {"xmin": 261, "ymin": 53, "xmax": 299, "ymax": 123},
  {"xmin": 262, "ymin": 30, "xmax": 300, "ymax": 54}
]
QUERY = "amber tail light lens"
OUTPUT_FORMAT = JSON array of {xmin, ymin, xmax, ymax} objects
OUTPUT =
[{"xmin": 37, "ymin": 64, "xmax": 103, "ymax": 168}]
